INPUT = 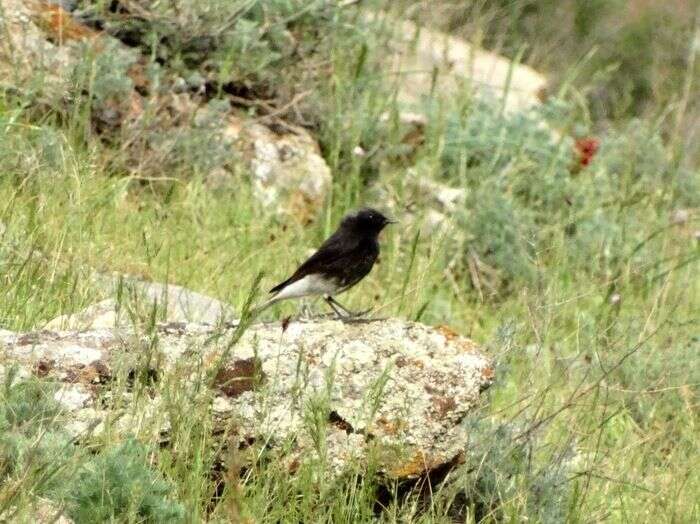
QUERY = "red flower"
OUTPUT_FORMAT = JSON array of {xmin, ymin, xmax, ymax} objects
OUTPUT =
[{"xmin": 574, "ymin": 137, "xmax": 600, "ymax": 168}]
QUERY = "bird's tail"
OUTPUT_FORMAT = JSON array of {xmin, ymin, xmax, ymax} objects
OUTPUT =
[{"xmin": 251, "ymin": 292, "xmax": 282, "ymax": 315}]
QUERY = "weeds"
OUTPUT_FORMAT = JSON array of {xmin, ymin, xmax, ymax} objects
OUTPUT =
[{"xmin": 0, "ymin": 0, "xmax": 698, "ymax": 522}]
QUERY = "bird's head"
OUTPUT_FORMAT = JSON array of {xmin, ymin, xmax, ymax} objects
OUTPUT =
[{"xmin": 341, "ymin": 208, "xmax": 395, "ymax": 236}]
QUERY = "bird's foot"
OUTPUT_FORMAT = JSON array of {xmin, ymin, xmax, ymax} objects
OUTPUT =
[
  {"xmin": 345, "ymin": 307, "xmax": 373, "ymax": 318},
  {"xmin": 325, "ymin": 296, "xmax": 373, "ymax": 320}
]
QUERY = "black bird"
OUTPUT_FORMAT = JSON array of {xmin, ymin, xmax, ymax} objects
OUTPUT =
[{"xmin": 259, "ymin": 208, "xmax": 394, "ymax": 317}]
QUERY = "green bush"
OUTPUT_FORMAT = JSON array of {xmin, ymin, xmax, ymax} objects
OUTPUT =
[
  {"xmin": 67, "ymin": 438, "xmax": 185, "ymax": 523},
  {"xmin": 455, "ymin": 419, "xmax": 573, "ymax": 523},
  {"xmin": 74, "ymin": 0, "xmax": 357, "ymax": 94},
  {"xmin": 0, "ymin": 369, "xmax": 73, "ymax": 496},
  {"xmin": 438, "ymin": 96, "xmax": 697, "ymax": 297}
]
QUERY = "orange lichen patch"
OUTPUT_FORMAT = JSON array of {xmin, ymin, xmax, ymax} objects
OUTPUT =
[
  {"xmin": 462, "ymin": 339, "xmax": 480, "ymax": 352},
  {"xmin": 481, "ymin": 365, "xmax": 495, "ymax": 381},
  {"xmin": 436, "ymin": 324, "xmax": 480, "ymax": 353},
  {"xmin": 394, "ymin": 355, "xmax": 426, "ymax": 369},
  {"xmin": 431, "ymin": 395, "xmax": 457, "ymax": 418},
  {"xmin": 29, "ymin": 1, "xmax": 101, "ymax": 45},
  {"xmin": 202, "ymin": 351, "xmax": 219, "ymax": 368},
  {"xmin": 88, "ymin": 360, "xmax": 112, "ymax": 383},
  {"xmin": 375, "ymin": 416, "xmax": 406, "ymax": 436},
  {"xmin": 64, "ymin": 360, "xmax": 112, "ymax": 385},
  {"xmin": 387, "ymin": 450, "xmax": 434, "ymax": 478},
  {"xmin": 387, "ymin": 449, "xmax": 462, "ymax": 478},
  {"xmin": 435, "ymin": 324, "xmax": 460, "ymax": 341}
]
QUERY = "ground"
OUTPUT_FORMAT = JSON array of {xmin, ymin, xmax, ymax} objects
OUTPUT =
[{"xmin": 0, "ymin": 1, "xmax": 698, "ymax": 522}]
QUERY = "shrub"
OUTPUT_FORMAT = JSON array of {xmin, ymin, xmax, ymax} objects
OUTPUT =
[
  {"xmin": 439, "ymin": 96, "xmax": 696, "ymax": 298},
  {"xmin": 0, "ymin": 369, "xmax": 73, "ymax": 496},
  {"xmin": 67, "ymin": 438, "xmax": 185, "ymax": 523},
  {"xmin": 452, "ymin": 418, "xmax": 573, "ymax": 523}
]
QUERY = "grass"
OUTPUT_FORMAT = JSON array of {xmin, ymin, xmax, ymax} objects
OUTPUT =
[{"xmin": 1, "ymin": 0, "xmax": 699, "ymax": 522}]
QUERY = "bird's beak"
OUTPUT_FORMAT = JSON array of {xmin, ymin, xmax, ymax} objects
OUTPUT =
[{"xmin": 386, "ymin": 218, "xmax": 397, "ymax": 225}]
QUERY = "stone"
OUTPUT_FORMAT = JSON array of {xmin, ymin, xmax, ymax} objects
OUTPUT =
[
  {"xmin": 0, "ymin": 0, "xmax": 83, "ymax": 96},
  {"xmin": 0, "ymin": 0, "xmax": 136, "ymax": 103},
  {"xmin": 413, "ymin": 176, "xmax": 466, "ymax": 214},
  {"xmin": 112, "ymin": 276, "xmax": 236, "ymax": 324},
  {"xmin": 371, "ymin": 13, "xmax": 548, "ymax": 113},
  {"xmin": 44, "ymin": 299, "xmax": 121, "ymax": 331},
  {"xmin": 4, "ymin": 499, "xmax": 73, "ymax": 524},
  {"xmin": 419, "ymin": 209, "xmax": 452, "ymax": 237},
  {"xmin": 2, "ymin": 1, "xmax": 330, "ymax": 220},
  {"xmin": 368, "ymin": 168, "xmax": 466, "ymax": 236},
  {"xmin": 44, "ymin": 274, "xmax": 237, "ymax": 330},
  {"xmin": 2, "ymin": 319, "xmax": 494, "ymax": 480},
  {"xmin": 216, "ymin": 114, "xmax": 332, "ymax": 222}
]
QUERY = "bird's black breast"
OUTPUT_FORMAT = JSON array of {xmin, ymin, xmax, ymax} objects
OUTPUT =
[{"xmin": 334, "ymin": 238, "xmax": 379, "ymax": 291}]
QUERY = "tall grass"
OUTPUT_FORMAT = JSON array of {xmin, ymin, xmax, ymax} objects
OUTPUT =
[{"xmin": 1, "ymin": 0, "xmax": 698, "ymax": 522}]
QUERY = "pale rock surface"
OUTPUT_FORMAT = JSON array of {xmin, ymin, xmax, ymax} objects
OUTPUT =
[
  {"xmin": 114, "ymin": 277, "xmax": 236, "ymax": 324},
  {"xmin": 0, "ymin": 0, "xmax": 77, "ymax": 95},
  {"xmin": 44, "ymin": 299, "xmax": 121, "ymax": 331},
  {"xmin": 0, "ymin": 318, "xmax": 494, "ymax": 479},
  {"xmin": 44, "ymin": 275, "xmax": 235, "ymax": 330},
  {"xmin": 0, "ymin": 0, "xmax": 137, "ymax": 102},
  {"xmin": 369, "ymin": 168, "xmax": 466, "ymax": 236},
  {"xmin": 410, "ymin": 175, "xmax": 466, "ymax": 236},
  {"xmin": 373, "ymin": 13, "xmax": 548, "ymax": 113},
  {"xmin": 3, "ymin": 499, "xmax": 73, "ymax": 524},
  {"xmin": 216, "ymin": 114, "xmax": 332, "ymax": 222}
]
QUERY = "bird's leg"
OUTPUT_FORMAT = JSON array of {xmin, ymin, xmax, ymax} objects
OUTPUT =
[
  {"xmin": 324, "ymin": 296, "xmax": 347, "ymax": 319},
  {"xmin": 326, "ymin": 296, "xmax": 371, "ymax": 318}
]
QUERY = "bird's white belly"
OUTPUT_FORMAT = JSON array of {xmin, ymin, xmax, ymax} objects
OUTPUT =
[{"xmin": 272, "ymin": 274, "xmax": 339, "ymax": 301}]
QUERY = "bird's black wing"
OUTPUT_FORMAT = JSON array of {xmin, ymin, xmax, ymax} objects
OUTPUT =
[{"xmin": 269, "ymin": 230, "xmax": 358, "ymax": 294}]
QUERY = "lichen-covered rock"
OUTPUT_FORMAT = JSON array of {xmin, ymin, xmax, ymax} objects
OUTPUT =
[
  {"xmin": 44, "ymin": 276, "xmax": 235, "ymax": 330},
  {"xmin": 116, "ymin": 277, "xmax": 236, "ymax": 324},
  {"xmin": 0, "ymin": 0, "xmax": 81, "ymax": 95},
  {"xmin": 0, "ymin": 1, "xmax": 137, "ymax": 101},
  {"xmin": 106, "ymin": 274, "xmax": 234, "ymax": 319},
  {"xmin": 215, "ymin": 114, "xmax": 332, "ymax": 222},
  {"xmin": 0, "ymin": 319, "xmax": 493, "ymax": 479},
  {"xmin": 44, "ymin": 299, "xmax": 121, "ymax": 331}
]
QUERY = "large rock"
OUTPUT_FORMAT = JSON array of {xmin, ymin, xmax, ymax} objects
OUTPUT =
[
  {"xmin": 44, "ymin": 275, "xmax": 236, "ymax": 330},
  {"xmin": 0, "ymin": 0, "xmax": 85, "ymax": 95},
  {"xmin": 43, "ymin": 299, "xmax": 120, "ymax": 331},
  {"xmin": 0, "ymin": 1, "xmax": 137, "ymax": 99},
  {"xmin": 0, "ymin": 319, "xmax": 493, "ymax": 479},
  {"xmin": 215, "ymin": 114, "xmax": 332, "ymax": 222},
  {"xmin": 375, "ymin": 13, "xmax": 548, "ymax": 113}
]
